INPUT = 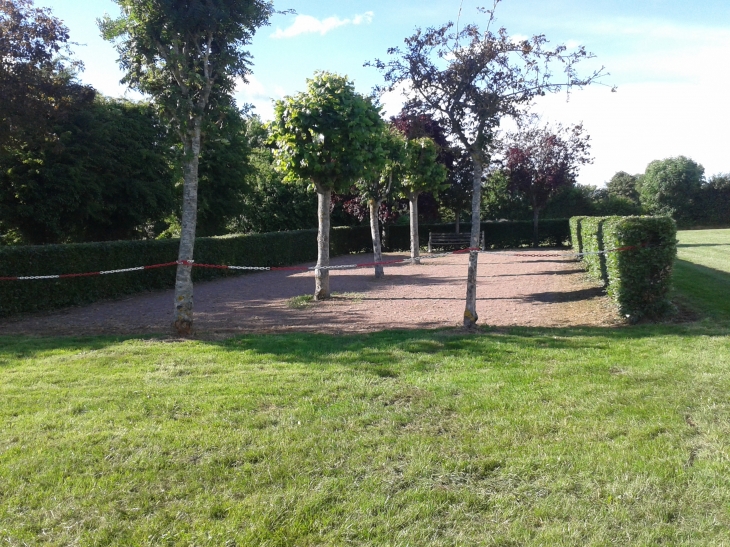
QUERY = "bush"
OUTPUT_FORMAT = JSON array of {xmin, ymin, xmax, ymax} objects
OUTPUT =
[
  {"xmin": 571, "ymin": 215, "xmax": 677, "ymax": 321},
  {"xmin": 0, "ymin": 219, "xmax": 571, "ymax": 318},
  {"xmin": 383, "ymin": 219, "xmax": 570, "ymax": 251},
  {"xmin": 569, "ymin": 216, "xmax": 587, "ymax": 255},
  {"xmin": 577, "ymin": 217, "xmax": 607, "ymax": 282},
  {"xmin": 602, "ymin": 216, "xmax": 677, "ymax": 321}
]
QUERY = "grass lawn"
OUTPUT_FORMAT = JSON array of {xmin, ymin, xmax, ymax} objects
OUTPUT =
[
  {"xmin": 1, "ymin": 229, "xmax": 730, "ymax": 546},
  {"xmin": 674, "ymin": 228, "xmax": 730, "ymax": 319}
]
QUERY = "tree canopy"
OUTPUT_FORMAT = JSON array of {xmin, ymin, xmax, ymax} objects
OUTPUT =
[
  {"xmin": 0, "ymin": 96, "xmax": 176, "ymax": 244},
  {"xmin": 270, "ymin": 72, "xmax": 385, "ymax": 194},
  {"xmin": 0, "ymin": 0, "xmax": 94, "ymax": 147},
  {"xmin": 640, "ymin": 156, "xmax": 704, "ymax": 224}
]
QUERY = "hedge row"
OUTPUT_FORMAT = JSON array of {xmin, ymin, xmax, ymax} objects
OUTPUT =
[
  {"xmin": 0, "ymin": 220, "xmax": 568, "ymax": 318},
  {"xmin": 571, "ymin": 216, "xmax": 677, "ymax": 321},
  {"xmin": 384, "ymin": 219, "xmax": 570, "ymax": 251}
]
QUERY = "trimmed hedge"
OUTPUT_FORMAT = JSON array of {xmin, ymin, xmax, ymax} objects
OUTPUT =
[
  {"xmin": 571, "ymin": 216, "xmax": 677, "ymax": 321},
  {"xmin": 578, "ymin": 217, "xmax": 607, "ymax": 282},
  {"xmin": 0, "ymin": 219, "xmax": 569, "ymax": 318},
  {"xmin": 569, "ymin": 216, "xmax": 586, "ymax": 255},
  {"xmin": 602, "ymin": 216, "xmax": 677, "ymax": 320},
  {"xmin": 384, "ymin": 219, "xmax": 570, "ymax": 251}
]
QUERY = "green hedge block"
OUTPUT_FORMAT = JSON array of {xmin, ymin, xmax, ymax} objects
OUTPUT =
[
  {"xmin": 577, "ymin": 217, "xmax": 608, "ymax": 282},
  {"xmin": 602, "ymin": 216, "xmax": 677, "ymax": 321},
  {"xmin": 569, "ymin": 216, "xmax": 587, "ymax": 254}
]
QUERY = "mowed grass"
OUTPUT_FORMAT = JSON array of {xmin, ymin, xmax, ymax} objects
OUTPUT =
[
  {"xmin": 674, "ymin": 228, "xmax": 730, "ymax": 318},
  {"xmin": 1, "ymin": 229, "xmax": 730, "ymax": 546}
]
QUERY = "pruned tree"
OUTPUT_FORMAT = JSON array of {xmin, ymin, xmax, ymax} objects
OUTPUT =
[
  {"xmin": 353, "ymin": 125, "xmax": 406, "ymax": 278},
  {"xmin": 269, "ymin": 72, "xmax": 385, "ymax": 299},
  {"xmin": 503, "ymin": 122, "xmax": 592, "ymax": 247},
  {"xmin": 100, "ymin": 0, "xmax": 274, "ymax": 335},
  {"xmin": 400, "ymin": 137, "xmax": 448, "ymax": 263},
  {"xmin": 370, "ymin": 0, "xmax": 606, "ymax": 327}
]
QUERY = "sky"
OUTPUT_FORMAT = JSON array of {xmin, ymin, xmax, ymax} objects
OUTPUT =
[{"xmin": 36, "ymin": 0, "xmax": 730, "ymax": 186}]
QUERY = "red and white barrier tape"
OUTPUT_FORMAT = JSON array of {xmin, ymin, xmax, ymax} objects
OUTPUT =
[{"xmin": 0, "ymin": 244, "xmax": 647, "ymax": 282}]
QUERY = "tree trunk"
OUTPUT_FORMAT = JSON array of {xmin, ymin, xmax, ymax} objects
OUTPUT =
[
  {"xmin": 369, "ymin": 199, "xmax": 384, "ymax": 278},
  {"xmin": 409, "ymin": 191, "xmax": 420, "ymax": 263},
  {"xmin": 463, "ymin": 160, "xmax": 483, "ymax": 329},
  {"xmin": 455, "ymin": 208, "xmax": 460, "ymax": 234},
  {"xmin": 173, "ymin": 120, "xmax": 202, "ymax": 336},
  {"xmin": 532, "ymin": 208, "xmax": 540, "ymax": 248},
  {"xmin": 315, "ymin": 186, "xmax": 331, "ymax": 300}
]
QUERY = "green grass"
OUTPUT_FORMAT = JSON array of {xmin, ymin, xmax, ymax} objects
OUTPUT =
[
  {"xmin": 1, "ymin": 229, "xmax": 730, "ymax": 546},
  {"xmin": 674, "ymin": 228, "xmax": 730, "ymax": 318},
  {"xmin": 286, "ymin": 294, "xmax": 314, "ymax": 309}
]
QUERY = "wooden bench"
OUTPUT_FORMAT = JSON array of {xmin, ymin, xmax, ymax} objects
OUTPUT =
[{"xmin": 428, "ymin": 231, "xmax": 485, "ymax": 253}]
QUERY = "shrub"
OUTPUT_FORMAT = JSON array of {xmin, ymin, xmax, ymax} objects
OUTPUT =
[
  {"xmin": 569, "ymin": 216, "xmax": 587, "ymax": 254},
  {"xmin": 602, "ymin": 216, "xmax": 677, "ymax": 321},
  {"xmin": 577, "ymin": 217, "xmax": 607, "ymax": 282},
  {"xmin": 383, "ymin": 219, "xmax": 570, "ymax": 251},
  {"xmin": 571, "ymin": 215, "xmax": 677, "ymax": 321},
  {"xmin": 0, "ymin": 230, "xmax": 321, "ymax": 317},
  {"xmin": 0, "ymin": 219, "xmax": 571, "ymax": 318}
]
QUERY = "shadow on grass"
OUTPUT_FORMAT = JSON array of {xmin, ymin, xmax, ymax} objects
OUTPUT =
[
  {"xmin": 673, "ymin": 259, "xmax": 730, "ymax": 319},
  {"xmin": 4, "ymin": 319, "xmax": 727, "ymax": 372}
]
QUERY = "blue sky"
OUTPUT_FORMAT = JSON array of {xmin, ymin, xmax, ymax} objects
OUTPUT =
[{"xmin": 37, "ymin": 0, "xmax": 730, "ymax": 185}]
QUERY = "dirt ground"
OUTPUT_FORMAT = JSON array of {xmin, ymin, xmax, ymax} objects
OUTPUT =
[{"xmin": 0, "ymin": 250, "xmax": 624, "ymax": 337}]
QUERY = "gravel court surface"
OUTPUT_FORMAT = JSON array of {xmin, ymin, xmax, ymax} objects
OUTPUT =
[{"xmin": 0, "ymin": 250, "xmax": 624, "ymax": 337}]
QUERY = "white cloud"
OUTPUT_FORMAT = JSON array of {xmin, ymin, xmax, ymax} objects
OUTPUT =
[
  {"xmin": 234, "ymin": 75, "xmax": 282, "ymax": 120},
  {"xmin": 271, "ymin": 11, "xmax": 374, "ymax": 39}
]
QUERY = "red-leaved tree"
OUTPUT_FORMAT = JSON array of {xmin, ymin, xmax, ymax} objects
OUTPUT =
[{"xmin": 503, "ymin": 122, "xmax": 592, "ymax": 247}]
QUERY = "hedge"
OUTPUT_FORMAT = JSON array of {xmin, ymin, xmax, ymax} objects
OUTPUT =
[
  {"xmin": 602, "ymin": 216, "xmax": 677, "ymax": 321},
  {"xmin": 571, "ymin": 216, "xmax": 677, "ymax": 321},
  {"xmin": 578, "ymin": 217, "xmax": 607, "ymax": 282},
  {"xmin": 383, "ymin": 219, "xmax": 570, "ymax": 251},
  {"xmin": 569, "ymin": 216, "xmax": 587, "ymax": 255},
  {"xmin": 0, "ymin": 220, "xmax": 569, "ymax": 318}
]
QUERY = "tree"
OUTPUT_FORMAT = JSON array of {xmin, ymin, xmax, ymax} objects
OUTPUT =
[
  {"xmin": 231, "ymin": 116, "xmax": 317, "ymax": 234},
  {"xmin": 0, "ymin": 96, "xmax": 176, "ymax": 244},
  {"xmin": 353, "ymin": 125, "xmax": 405, "ymax": 278},
  {"xmin": 399, "ymin": 137, "xmax": 448, "ymax": 263},
  {"xmin": 195, "ymin": 106, "xmax": 255, "ymax": 237},
  {"xmin": 503, "ymin": 122, "xmax": 592, "ymax": 247},
  {"xmin": 640, "ymin": 156, "xmax": 704, "ymax": 225},
  {"xmin": 697, "ymin": 174, "xmax": 730, "ymax": 226},
  {"xmin": 0, "ymin": 0, "xmax": 94, "ymax": 148},
  {"xmin": 269, "ymin": 72, "xmax": 385, "ymax": 300},
  {"xmin": 371, "ymin": 1, "xmax": 605, "ymax": 327},
  {"xmin": 606, "ymin": 171, "xmax": 641, "ymax": 204},
  {"xmin": 100, "ymin": 0, "xmax": 274, "ymax": 335}
]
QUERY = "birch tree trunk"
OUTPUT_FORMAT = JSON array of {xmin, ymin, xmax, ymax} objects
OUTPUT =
[
  {"xmin": 369, "ymin": 199, "xmax": 384, "ymax": 278},
  {"xmin": 463, "ymin": 160, "xmax": 483, "ymax": 328},
  {"xmin": 532, "ymin": 207, "xmax": 540, "ymax": 248},
  {"xmin": 315, "ymin": 185, "xmax": 331, "ymax": 300},
  {"xmin": 173, "ymin": 120, "xmax": 202, "ymax": 336},
  {"xmin": 409, "ymin": 191, "xmax": 420, "ymax": 264}
]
